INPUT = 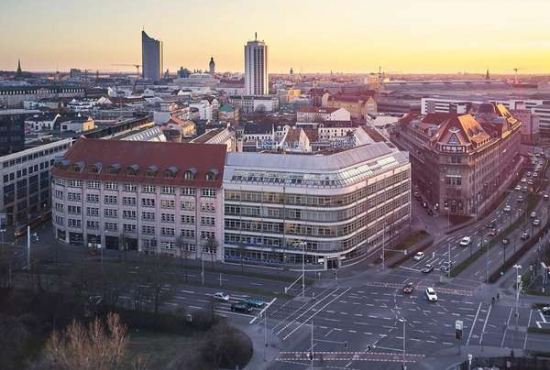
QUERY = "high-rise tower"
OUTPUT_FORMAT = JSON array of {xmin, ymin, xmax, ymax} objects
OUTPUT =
[
  {"xmin": 141, "ymin": 30, "xmax": 163, "ymax": 82},
  {"xmin": 244, "ymin": 33, "xmax": 268, "ymax": 95},
  {"xmin": 209, "ymin": 57, "xmax": 216, "ymax": 78}
]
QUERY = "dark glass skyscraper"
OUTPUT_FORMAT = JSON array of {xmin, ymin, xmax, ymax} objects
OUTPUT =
[{"xmin": 141, "ymin": 30, "xmax": 163, "ymax": 82}]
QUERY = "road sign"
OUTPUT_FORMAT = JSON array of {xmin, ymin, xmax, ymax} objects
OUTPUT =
[{"xmin": 455, "ymin": 320, "xmax": 463, "ymax": 330}]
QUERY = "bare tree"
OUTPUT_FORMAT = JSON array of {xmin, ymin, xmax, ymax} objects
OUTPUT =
[
  {"xmin": 131, "ymin": 254, "xmax": 177, "ymax": 314},
  {"xmin": 237, "ymin": 244, "xmax": 246, "ymax": 275},
  {"xmin": 205, "ymin": 237, "xmax": 219, "ymax": 269},
  {"xmin": 45, "ymin": 313, "xmax": 127, "ymax": 370},
  {"xmin": 175, "ymin": 235, "xmax": 189, "ymax": 283}
]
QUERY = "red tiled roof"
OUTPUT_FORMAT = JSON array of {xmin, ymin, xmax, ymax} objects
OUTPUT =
[
  {"xmin": 51, "ymin": 138, "xmax": 226, "ymax": 188},
  {"xmin": 432, "ymin": 114, "xmax": 490, "ymax": 147}
]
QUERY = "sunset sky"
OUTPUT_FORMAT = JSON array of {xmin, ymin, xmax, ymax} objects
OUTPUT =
[{"xmin": 1, "ymin": 0, "xmax": 550, "ymax": 74}]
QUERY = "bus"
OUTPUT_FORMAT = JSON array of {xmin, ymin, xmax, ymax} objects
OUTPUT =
[{"xmin": 14, "ymin": 211, "xmax": 51, "ymax": 238}]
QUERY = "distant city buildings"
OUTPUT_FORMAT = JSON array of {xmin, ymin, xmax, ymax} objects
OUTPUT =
[
  {"xmin": 141, "ymin": 30, "xmax": 163, "ymax": 82},
  {"xmin": 392, "ymin": 103, "xmax": 522, "ymax": 217},
  {"xmin": 244, "ymin": 34, "xmax": 268, "ymax": 95}
]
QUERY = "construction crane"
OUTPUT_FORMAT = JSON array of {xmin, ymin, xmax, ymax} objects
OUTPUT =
[
  {"xmin": 111, "ymin": 64, "xmax": 142, "ymax": 77},
  {"xmin": 513, "ymin": 68, "xmax": 521, "ymax": 85}
]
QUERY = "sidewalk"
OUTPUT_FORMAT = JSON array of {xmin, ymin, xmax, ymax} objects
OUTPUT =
[{"xmin": 238, "ymin": 318, "xmax": 281, "ymax": 370}]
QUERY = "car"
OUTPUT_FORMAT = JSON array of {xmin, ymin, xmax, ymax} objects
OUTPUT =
[
  {"xmin": 531, "ymin": 211, "xmax": 537, "ymax": 218},
  {"xmin": 440, "ymin": 260, "xmax": 454, "ymax": 272},
  {"xmin": 544, "ymin": 194, "xmax": 549, "ymax": 201},
  {"xmin": 414, "ymin": 191, "xmax": 421, "ymax": 199},
  {"xmin": 422, "ymin": 264, "xmax": 434, "ymax": 273},
  {"xmin": 517, "ymin": 195, "xmax": 524, "ymax": 202},
  {"xmin": 533, "ymin": 172, "xmax": 539, "ymax": 178},
  {"xmin": 231, "ymin": 302, "xmax": 253, "ymax": 313},
  {"xmin": 502, "ymin": 237, "xmax": 509, "ymax": 245},
  {"xmin": 489, "ymin": 228, "xmax": 498, "ymax": 237},
  {"xmin": 528, "ymin": 180, "xmax": 534, "ymax": 185},
  {"xmin": 515, "ymin": 185, "xmax": 522, "ymax": 191},
  {"xmin": 533, "ymin": 219, "xmax": 540, "ymax": 226},
  {"xmin": 459, "ymin": 237, "xmax": 472, "ymax": 247},
  {"xmin": 521, "ymin": 232, "xmax": 529, "ymax": 241},
  {"xmin": 522, "ymin": 186, "xmax": 528, "ymax": 193},
  {"xmin": 504, "ymin": 205, "xmax": 512, "ymax": 212},
  {"xmin": 413, "ymin": 252, "xmax": 425, "ymax": 261},
  {"xmin": 527, "ymin": 172, "xmax": 532, "ymax": 177},
  {"xmin": 213, "ymin": 292, "xmax": 230, "ymax": 302},
  {"xmin": 426, "ymin": 208, "xmax": 434, "ymax": 216},
  {"xmin": 486, "ymin": 220, "xmax": 497, "ymax": 229},
  {"xmin": 421, "ymin": 202, "xmax": 428, "ymax": 208},
  {"xmin": 425, "ymin": 287, "xmax": 438, "ymax": 302},
  {"xmin": 521, "ymin": 178, "xmax": 527, "ymax": 183},
  {"xmin": 542, "ymin": 306, "xmax": 550, "ymax": 316},
  {"xmin": 244, "ymin": 297, "xmax": 265, "ymax": 308},
  {"xmin": 403, "ymin": 282, "xmax": 415, "ymax": 294}
]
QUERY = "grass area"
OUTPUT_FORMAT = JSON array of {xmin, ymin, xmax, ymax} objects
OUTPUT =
[
  {"xmin": 374, "ymin": 230, "xmax": 429, "ymax": 265},
  {"xmin": 527, "ymin": 327, "xmax": 550, "ymax": 335},
  {"xmin": 450, "ymin": 193, "xmax": 541, "ymax": 278},
  {"xmin": 526, "ymin": 289, "xmax": 550, "ymax": 297},
  {"xmin": 125, "ymin": 330, "xmax": 193, "ymax": 370}
]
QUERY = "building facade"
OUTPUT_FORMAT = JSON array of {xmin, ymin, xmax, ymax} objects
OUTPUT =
[
  {"xmin": 142, "ymin": 30, "xmax": 163, "ymax": 82},
  {"xmin": 392, "ymin": 103, "xmax": 522, "ymax": 217},
  {"xmin": 0, "ymin": 85, "xmax": 85, "ymax": 108},
  {"xmin": 244, "ymin": 35, "xmax": 268, "ymax": 95},
  {"xmin": 50, "ymin": 139, "xmax": 226, "ymax": 259},
  {"xmin": 0, "ymin": 112, "xmax": 25, "ymax": 155},
  {"xmin": 0, "ymin": 138, "xmax": 72, "ymax": 226},
  {"xmin": 222, "ymin": 143, "xmax": 411, "ymax": 269}
]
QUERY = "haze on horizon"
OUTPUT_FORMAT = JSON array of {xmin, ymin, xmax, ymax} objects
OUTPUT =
[{"xmin": 1, "ymin": 0, "xmax": 550, "ymax": 75}]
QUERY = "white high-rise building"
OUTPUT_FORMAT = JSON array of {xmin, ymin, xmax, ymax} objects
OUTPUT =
[{"xmin": 244, "ymin": 33, "xmax": 268, "ymax": 96}]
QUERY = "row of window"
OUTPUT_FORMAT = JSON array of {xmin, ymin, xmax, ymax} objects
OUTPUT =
[{"xmin": 63, "ymin": 180, "xmax": 216, "ymax": 198}]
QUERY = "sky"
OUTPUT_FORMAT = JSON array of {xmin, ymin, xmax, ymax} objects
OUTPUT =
[{"xmin": 1, "ymin": 0, "xmax": 550, "ymax": 74}]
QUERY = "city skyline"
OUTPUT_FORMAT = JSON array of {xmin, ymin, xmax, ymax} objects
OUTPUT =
[{"xmin": 2, "ymin": 0, "xmax": 550, "ymax": 74}]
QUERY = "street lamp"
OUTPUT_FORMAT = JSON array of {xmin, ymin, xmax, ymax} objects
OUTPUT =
[
  {"xmin": 399, "ymin": 318, "xmax": 407, "ymax": 370},
  {"xmin": 513, "ymin": 264, "xmax": 522, "ymax": 328}
]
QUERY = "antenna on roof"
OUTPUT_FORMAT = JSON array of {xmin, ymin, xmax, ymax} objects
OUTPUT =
[{"xmin": 255, "ymin": 32, "xmax": 257, "ymax": 40}]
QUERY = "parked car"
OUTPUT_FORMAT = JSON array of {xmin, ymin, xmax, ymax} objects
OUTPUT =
[
  {"xmin": 459, "ymin": 237, "xmax": 472, "ymax": 247},
  {"xmin": 414, "ymin": 191, "xmax": 421, "ymax": 199},
  {"xmin": 528, "ymin": 179, "xmax": 534, "ymax": 185},
  {"xmin": 515, "ymin": 185, "xmax": 522, "ymax": 191},
  {"xmin": 213, "ymin": 292, "xmax": 230, "ymax": 302},
  {"xmin": 517, "ymin": 195, "xmax": 524, "ymax": 202},
  {"xmin": 421, "ymin": 202, "xmax": 428, "ymax": 208},
  {"xmin": 527, "ymin": 172, "xmax": 532, "ymax": 177},
  {"xmin": 521, "ymin": 232, "xmax": 529, "ymax": 241},
  {"xmin": 521, "ymin": 178, "xmax": 527, "ymax": 183},
  {"xmin": 244, "ymin": 297, "xmax": 265, "ymax": 308},
  {"xmin": 231, "ymin": 302, "xmax": 253, "ymax": 313},
  {"xmin": 544, "ymin": 194, "xmax": 549, "ymax": 201},
  {"xmin": 533, "ymin": 219, "xmax": 541, "ymax": 226},
  {"xmin": 425, "ymin": 287, "xmax": 438, "ymax": 302},
  {"xmin": 522, "ymin": 186, "xmax": 528, "ymax": 193},
  {"xmin": 403, "ymin": 282, "xmax": 415, "ymax": 294},
  {"xmin": 533, "ymin": 172, "xmax": 539, "ymax": 178},
  {"xmin": 489, "ymin": 229, "xmax": 498, "ymax": 237},
  {"xmin": 413, "ymin": 252, "xmax": 425, "ymax": 261},
  {"xmin": 531, "ymin": 211, "xmax": 537, "ymax": 218},
  {"xmin": 422, "ymin": 264, "xmax": 434, "ymax": 273},
  {"xmin": 504, "ymin": 205, "xmax": 512, "ymax": 212},
  {"xmin": 541, "ymin": 306, "xmax": 550, "ymax": 316}
]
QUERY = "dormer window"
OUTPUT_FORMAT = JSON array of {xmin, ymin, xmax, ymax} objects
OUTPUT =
[
  {"xmin": 184, "ymin": 167, "xmax": 197, "ymax": 180},
  {"xmin": 71, "ymin": 161, "xmax": 85, "ymax": 173},
  {"xmin": 107, "ymin": 164, "xmax": 121, "ymax": 175},
  {"xmin": 205, "ymin": 169, "xmax": 219, "ymax": 181},
  {"xmin": 57, "ymin": 159, "xmax": 71, "ymax": 169},
  {"xmin": 164, "ymin": 166, "xmax": 178, "ymax": 178},
  {"xmin": 146, "ymin": 165, "xmax": 158, "ymax": 177},
  {"xmin": 90, "ymin": 162, "xmax": 102, "ymax": 174},
  {"xmin": 127, "ymin": 164, "xmax": 139, "ymax": 176}
]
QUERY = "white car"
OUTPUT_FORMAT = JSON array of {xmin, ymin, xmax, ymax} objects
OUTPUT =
[
  {"xmin": 459, "ymin": 237, "xmax": 471, "ymax": 247},
  {"xmin": 413, "ymin": 252, "xmax": 425, "ymax": 261},
  {"xmin": 531, "ymin": 211, "xmax": 537, "ymax": 218},
  {"xmin": 213, "ymin": 292, "xmax": 230, "ymax": 302},
  {"xmin": 515, "ymin": 185, "xmax": 521, "ymax": 191},
  {"xmin": 504, "ymin": 205, "xmax": 511, "ymax": 212},
  {"xmin": 425, "ymin": 287, "xmax": 438, "ymax": 302}
]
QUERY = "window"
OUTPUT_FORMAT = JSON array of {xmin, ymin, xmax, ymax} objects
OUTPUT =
[
  {"xmin": 86, "ymin": 220, "xmax": 99, "ymax": 229},
  {"xmin": 68, "ymin": 180, "xmax": 82, "ymax": 187},
  {"xmin": 143, "ymin": 239, "xmax": 157, "ymax": 249},
  {"xmin": 201, "ymin": 189, "xmax": 216, "ymax": 198},
  {"xmin": 201, "ymin": 217, "xmax": 215, "ymax": 227},
  {"xmin": 181, "ymin": 187, "xmax": 196, "ymax": 196},
  {"xmin": 55, "ymin": 216, "xmax": 64, "ymax": 226},
  {"xmin": 161, "ymin": 186, "xmax": 176, "ymax": 194},
  {"xmin": 87, "ymin": 181, "xmax": 100, "ymax": 189},
  {"xmin": 123, "ymin": 210, "xmax": 136, "ymax": 220},
  {"xmin": 68, "ymin": 205, "xmax": 81, "ymax": 215},
  {"xmin": 123, "ymin": 183, "xmax": 137, "ymax": 192},
  {"xmin": 105, "ymin": 222, "xmax": 118, "ymax": 232},
  {"xmin": 142, "ymin": 185, "xmax": 156, "ymax": 193},
  {"xmin": 181, "ymin": 215, "xmax": 195, "ymax": 224},
  {"xmin": 141, "ymin": 198, "xmax": 155, "ymax": 208},
  {"xmin": 105, "ymin": 182, "xmax": 118, "ymax": 190},
  {"xmin": 104, "ymin": 209, "xmax": 118, "ymax": 218},
  {"xmin": 55, "ymin": 203, "xmax": 63, "ymax": 212},
  {"xmin": 122, "ymin": 197, "xmax": 137, "ymax": 206},
  {"xmin": 55, "ymin": 189, "xmax": 64, "ymax": 200},
  {"xmin": 180, "ymin": 229, "xmax": 195, "ymax": 238},
  {"xmin": 142, "ymin": 211, "xmax": 155, "ymax": 221},
  {"xmin": 104, "ymin": 195, "xmax": 118, "ymax": 205},
  {"xmin": 123, "ymin": 224, "xmax": 136, "ymax": 233},
  {"xmin": 181, "ymin": 201, "xmax": 195, "ymax": 210},
  {"xmin": 67, "ymin": 192, "xmax": 81, "ymax": 201},
  {"xmin": 161, "ymin": 199, "xmax": 175, "ymax": 209},
  {"xmin": 161, "ymin": 227, "xmax": 175, "ymax": 237},
  {"xmin": 142, "ymin": 225, "xmax": 155, "ymax": 235},
  {"xmin": 201, "ymin": 202, "xmax": 215, "ymax": 212},
  {"xmin": 68, "ymin": 219, "xmax": 82, "ymax": 228},
  {"xmin": 87, "ymin": 194, "xmax": 99, "ymax": 203},
  {"xmin": 161, "ymin": 241, "xmax": 175, "ymax": 250},
  {"xmin": 86, "ymin": 207, "xmax": 99, "ymax": 217},
  {"xmin": 161, "ymin": 213, "xmax": 175, "ymax": 223},
  {"xmin": 201, "ymin": 231, "xmax": 215, "ymax": 240}
]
